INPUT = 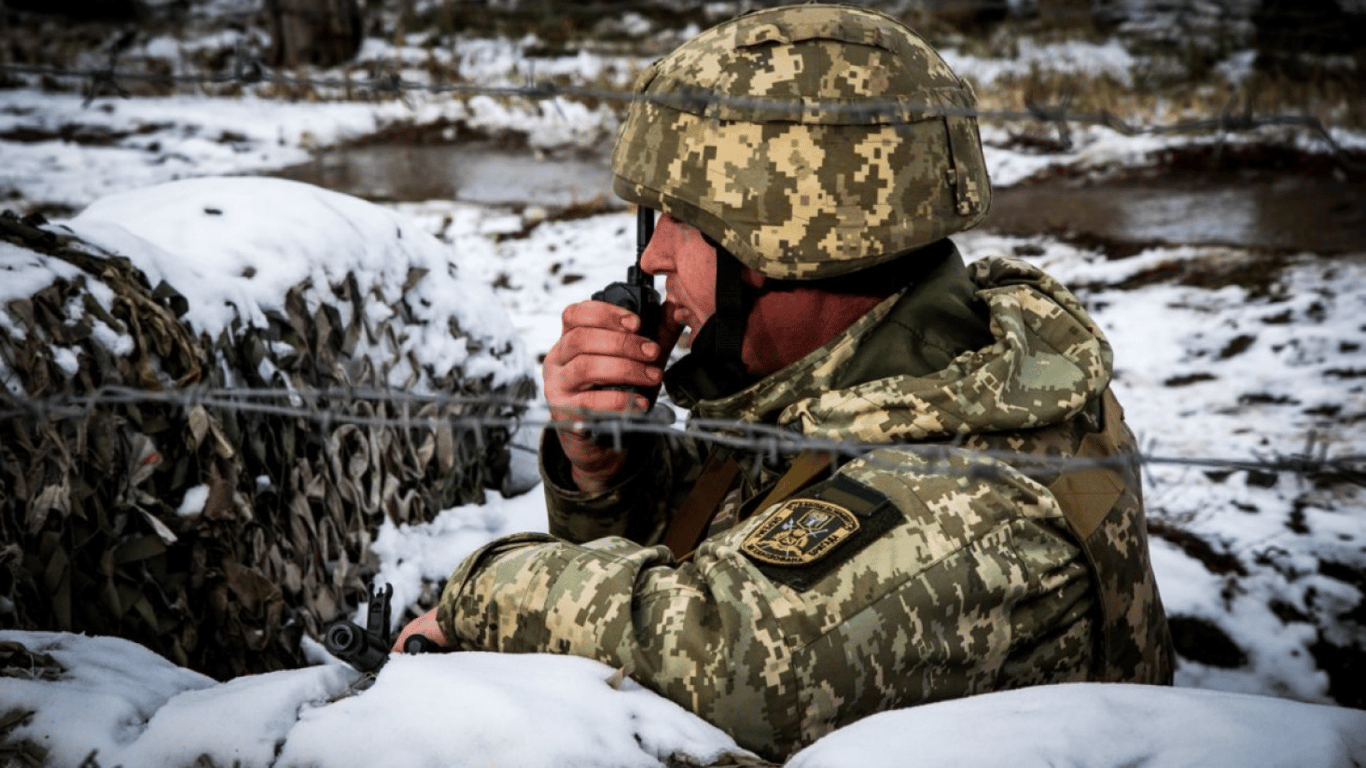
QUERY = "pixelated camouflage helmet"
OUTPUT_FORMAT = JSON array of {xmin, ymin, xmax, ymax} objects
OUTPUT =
[{"xmin": 612, "ymin": 3, "xmax": 991, "ymax": 281}]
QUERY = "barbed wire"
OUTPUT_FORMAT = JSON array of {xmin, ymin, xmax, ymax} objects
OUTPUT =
[
  {"xmin": 0, "ymin": 56, "xmax": 1359, "ymax": 163},
  {"xmin": 1, "ymin": 42, "xmax": 1361, "ymax": 486},
  {"xmin": 6, "ymin": 0, "xmax": 1360, "ymax": 41},
  {"xmin": 1, "ymin": 384, "xmax": 1361, "ymax": 486}
]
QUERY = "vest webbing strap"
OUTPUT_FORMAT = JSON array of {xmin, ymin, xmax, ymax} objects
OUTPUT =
[
  {"xmin": 749, "ymin": 449, "xmax": 835, "ymax": 519},
  {"xmin": 1047, "ymin": 388, "xmax": 1131, "ymax": 680},
  {"xmin": 662, "ymin": 448, "xmax": 836, "ymax": 561},
  {"xmin": 662, "ymin": 448, "xmax": 740, "ymax": 561}
]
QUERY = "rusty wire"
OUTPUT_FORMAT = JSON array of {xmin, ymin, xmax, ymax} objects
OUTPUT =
[
  {"xmin": 0, "ymin": 58, "xmax": 1358, "ymax": 163},
  {"xmin": 0, "ymin": 385, "xmax": 1359, "ymax": 486}
]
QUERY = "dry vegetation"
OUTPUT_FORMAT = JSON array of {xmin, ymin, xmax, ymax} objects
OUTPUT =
[{"xmin": 3, "ymin": 1, "xmax": 1362, "ymax": 132}]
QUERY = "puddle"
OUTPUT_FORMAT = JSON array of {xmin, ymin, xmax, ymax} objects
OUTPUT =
[
  {"xmin": 272, "ymin": 142, "xmax": 614, "ymax": 209},
  {"xmin": 983, "ymin": 173, "xmax": 1366, "ymax": 255},
  {"xmin": 275, "ymin": 142, "xmax": 1366, "ymax": 254}
]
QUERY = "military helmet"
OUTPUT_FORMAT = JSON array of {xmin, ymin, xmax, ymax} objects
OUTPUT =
[{"xmin": 612, "ymin": 3, "xmax": 991, "ymax": 281}]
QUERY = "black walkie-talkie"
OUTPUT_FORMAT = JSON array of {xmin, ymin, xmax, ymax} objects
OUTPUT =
[{"xmin": 591, "ymin": 207, "xmax": 662, "ymax": 398}]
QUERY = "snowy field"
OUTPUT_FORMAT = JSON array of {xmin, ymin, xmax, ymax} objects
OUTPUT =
[{"xmin": 2, "ymin": 6, "xmax": 1365, "ymax": 767}]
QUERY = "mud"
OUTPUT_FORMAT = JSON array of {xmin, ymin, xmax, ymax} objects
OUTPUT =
[
  {"xmin": 987, "ymin": 144, "xmax": 1366, "ymax": 254},
  {"xmin": 275, "ymin": 139, "xmax": 1366, "ymax": 253},
  {"xmin": 984, "ymin": 171, "xmax": 1366, "ymax": 255},
  {"xmin": 272, "ymin": 140, "xmax": 613, "ymax": 209}
]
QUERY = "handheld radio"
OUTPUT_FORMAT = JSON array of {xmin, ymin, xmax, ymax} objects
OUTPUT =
[{"xmin": 591, "ymin": 207, "xmax": 662, "ymax": 397}]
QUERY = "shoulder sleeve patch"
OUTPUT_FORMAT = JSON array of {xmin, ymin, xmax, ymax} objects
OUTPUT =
[
  {"xmin": 740, "ymin": 473, "xmax": 899, "ymax": 590},
  {"xmin": 741, "ymin": 497, "xmax": 861, "ymax": 566}
]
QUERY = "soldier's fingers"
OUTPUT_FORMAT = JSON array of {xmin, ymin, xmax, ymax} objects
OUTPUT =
[
  {"xmin": 553, "ymin": 325, "xmax": 660, "ymax": 367},
  {"xmin": 553, "ymin": 353, "xmax": 662, "ymax": 395},
  {"xmin": 392, "ymin": 608, "xmax": 448, "ymax": 653},
  {"xmin": 561, "ymin": 300, "xmax": 641, "ymax": 335},
  {"xmin": 554, "ymin": 386, "xmax": 650, "ymax": 417}
]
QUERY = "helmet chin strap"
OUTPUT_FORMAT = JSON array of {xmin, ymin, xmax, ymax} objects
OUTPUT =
[{"xmin": 663, "ymin": 236, "xmax": 763, "ymax": 408}]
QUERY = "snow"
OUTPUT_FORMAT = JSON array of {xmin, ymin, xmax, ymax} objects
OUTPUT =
[
  {"xmin": 65, "ymin": 175, "xmax": 532, "ymax": 391},
  {"xmin": 367, "ymin": 491, "xmax": 550, "ymax": 628},
  {"xmin": 960, "ymin": 231, "xmax": 1366, "ymax": 697},
  {"xmin": 0, "ymin": 242, "xmax": 90, "ymax": 329},
  {"xmin": 0, "ymin": 630, "xmax": 744, "ymax": 768},
  {"xmin": 0, "ymin": 90, "xmax": 621, "ymax": 214},
  {"xmin": 5, "ymin": 628, "xmax": 1364, "ymax": 768},
  {"xmin": 787, "ymin": 683, "xmax": 1366, "ymax": 768},
  {"xmin": 943, "ymin": 38, "xmax": 1138, "ymax": 89},
  {"xmin": 1, "ymin": 11, "xmax": 1364, "ymax": 768},
  {"xmin": 277, "ymin": 652, "xmax": 743, "ymax": 768},
  {"xmin": 177, "ymin": 484, "xmax": 210, "ymax": 517}
]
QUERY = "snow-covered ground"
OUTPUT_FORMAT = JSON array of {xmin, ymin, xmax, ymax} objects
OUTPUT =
[{"xmin": 2, "ymin": 8, "xmax": 1364, "ymax": 767}]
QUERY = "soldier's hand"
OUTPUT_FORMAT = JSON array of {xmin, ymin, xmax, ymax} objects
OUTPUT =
[
  {"xmin": 543, "ymin": 298, "xmax": 684, "ymax": 493},
  {"xmin": 392, "ymin": 607, "xmax": 449, "ymax": 653}
]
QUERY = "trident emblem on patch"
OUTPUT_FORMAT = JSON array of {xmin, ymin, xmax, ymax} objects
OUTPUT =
[{"xmin": 741, "ymin": 498, "xmax": 860, "ymax": 566}]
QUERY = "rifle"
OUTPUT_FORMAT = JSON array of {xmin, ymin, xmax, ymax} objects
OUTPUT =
[{"xmin": 323, "ymin": 583, "xmax": 438, "ymax": 674}]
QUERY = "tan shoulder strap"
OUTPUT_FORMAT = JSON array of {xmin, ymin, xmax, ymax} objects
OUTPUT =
[
  {"xmin": 749, "ymin": 449, "xmax": 836, "ymax": 518},
  {"xmin": 1047, "ymin": 388, "xmax": 1164, "ymax": 682},
  {"xmin": 1048, "ymin": 392, "xmax": 1127, "ymax": 540},
  {"xmin": 662, "ymin": 448, "xmax": 741, "ymax": 560},
  {"xmin": 662, "ymin": 448, "xmax": 836, "ymax": 561}
]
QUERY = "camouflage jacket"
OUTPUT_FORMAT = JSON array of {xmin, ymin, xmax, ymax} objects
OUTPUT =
[{"xmin": 438, "ymin": 248, "xmax": 1173, "ymax": 760}]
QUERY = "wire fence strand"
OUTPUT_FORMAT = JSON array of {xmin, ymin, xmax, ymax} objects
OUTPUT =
[
  {"xmin": 2, "ymin": 385, "xmax": 1360, "ymax": 486},
  {"xmin": 1, "ymin": 51, "xmax": 1361, "ymax": 488},
  {"xmin": 0, "ymin": 58, "xmax": 1359, "ymax": 163}
]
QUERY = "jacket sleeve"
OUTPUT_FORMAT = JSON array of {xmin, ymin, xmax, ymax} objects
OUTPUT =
[
  {"xmin": 439, "ymin": 447, "xmax": 1094, "ymax": 761},
  {"xmin": 537, "ymin": 429, "xmax": 676, "ymax": 546}
]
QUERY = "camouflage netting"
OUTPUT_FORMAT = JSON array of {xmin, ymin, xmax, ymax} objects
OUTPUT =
[{"xmin": 0, "ymin": 210, "xmax": 536, "ymax": 680}]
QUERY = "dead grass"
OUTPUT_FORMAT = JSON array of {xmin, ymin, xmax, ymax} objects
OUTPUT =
[
  {"xmin": 973, "ymin": 55, "xmax": 1364, "ymax": 137},
  {"xmin": 1, "ymin": 4, "xmax": 1360, "ymax": 132}
]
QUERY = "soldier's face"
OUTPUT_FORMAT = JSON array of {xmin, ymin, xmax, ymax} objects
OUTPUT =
[{"xmin": 639, "ymin": 213, "xmax": 717, "ymax": 335}]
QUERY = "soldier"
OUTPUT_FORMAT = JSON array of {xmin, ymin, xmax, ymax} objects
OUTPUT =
[{"xmin": 396, "ymin": 4, "xmax": 1173, "ymax": 760}]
